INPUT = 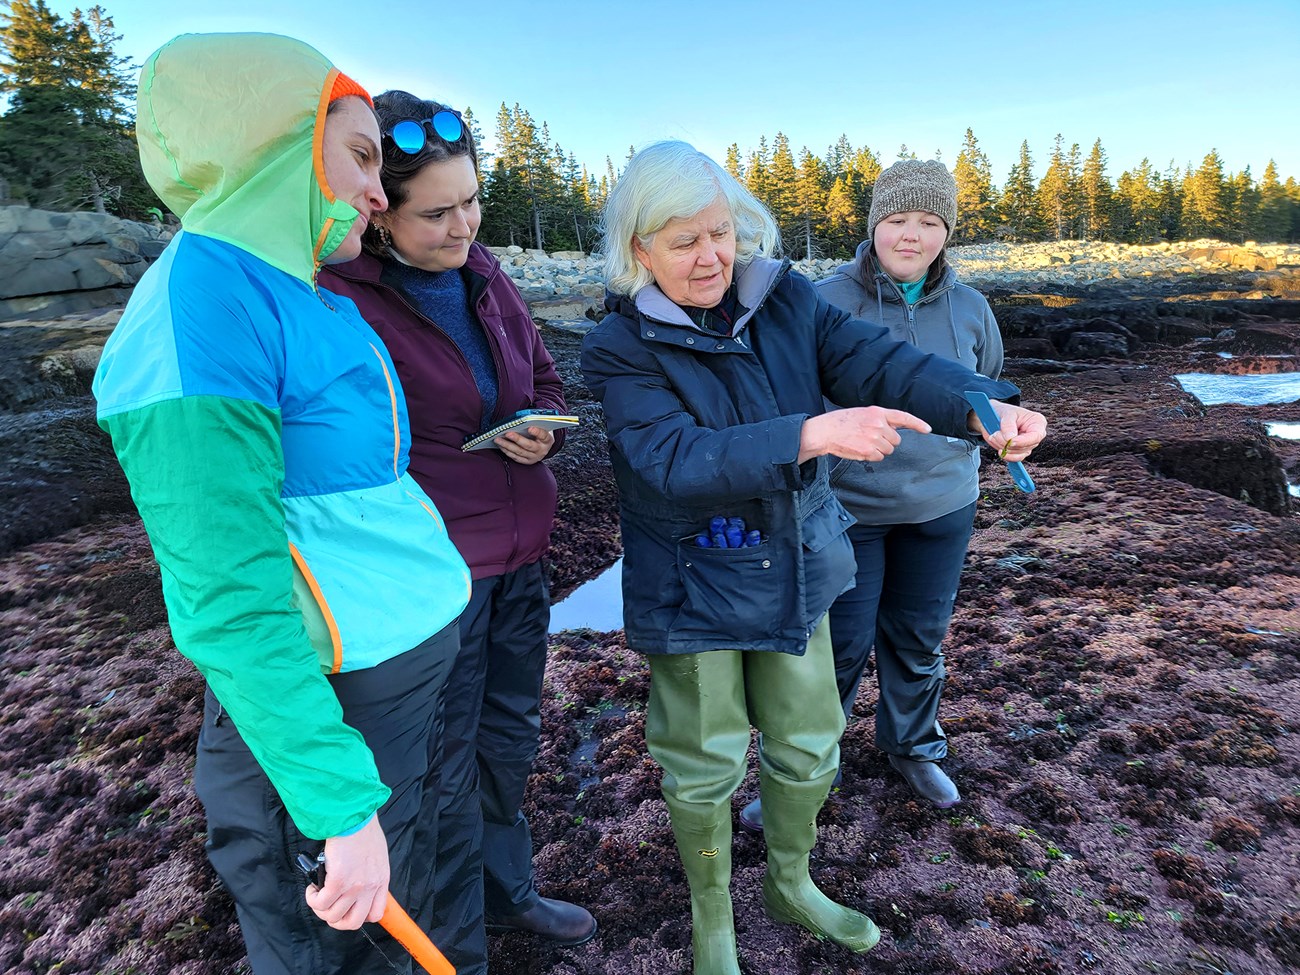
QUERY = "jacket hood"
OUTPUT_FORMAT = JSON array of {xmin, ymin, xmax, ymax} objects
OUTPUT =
[
  {"xmin": 830, "ymin": 238, "xmax": 956, "ymax": 304},
  {"xmin": 136, "ymin": 32, "xmax": 361, "ymax": 283},
  {"xmin": 606, "ymin": 258, "xmax": 788, "ymax": 334}
]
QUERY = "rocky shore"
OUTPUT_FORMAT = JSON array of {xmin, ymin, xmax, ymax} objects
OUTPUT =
[{"xmin": 0, "ymin": 236, "xmax": 1297, "ymax": 974}]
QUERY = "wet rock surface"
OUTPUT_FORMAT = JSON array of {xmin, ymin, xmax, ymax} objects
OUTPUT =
[
  {"xmin": 0, "ymin": 313, "xmax": 133, "ymax": 555},
  {"xmin": 1, "ymin": 258, "xmax": 1298, "ymax": 974}
]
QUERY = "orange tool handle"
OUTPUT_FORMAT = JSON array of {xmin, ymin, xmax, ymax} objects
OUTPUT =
[{"xmin": 380, "ymin": 893, "xmax": 455, "ymax": 975}]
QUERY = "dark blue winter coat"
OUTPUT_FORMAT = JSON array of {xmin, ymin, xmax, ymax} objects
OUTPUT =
[{"xmin": 580, "ymin": 258, "xmax": 1019, "ymax": 656}]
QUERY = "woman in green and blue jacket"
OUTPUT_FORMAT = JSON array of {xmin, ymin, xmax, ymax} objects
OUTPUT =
[{"xmin": 93, "ymin": 33, "xmax": 471, "ymax": 975}]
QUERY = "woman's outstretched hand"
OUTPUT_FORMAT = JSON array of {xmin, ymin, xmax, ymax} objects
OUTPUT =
[
  {"xmin": 798, "ymin": 407, "xmax": 932, "ymax": 463},
  {"xmin": 968, "ymin": 401, "xmax": 1047, "ymax": 462}
]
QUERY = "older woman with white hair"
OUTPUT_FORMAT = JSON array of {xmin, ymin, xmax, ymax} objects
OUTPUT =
[{"xmin": 580, "ymin": 140, "xmax": 1046, "ymax": 975}]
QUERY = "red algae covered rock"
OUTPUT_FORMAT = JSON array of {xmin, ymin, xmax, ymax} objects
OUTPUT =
[{"xmin": 3, "ymin": 323, "xmax": 1300, "ymax": 975}]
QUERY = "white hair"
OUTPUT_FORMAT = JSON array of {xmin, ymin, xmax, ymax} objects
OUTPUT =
[{"xmin": 600, "ymin": 140, "xmax": 781, "ymax": 297}]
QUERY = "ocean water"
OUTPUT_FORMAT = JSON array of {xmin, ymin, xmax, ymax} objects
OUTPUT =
[
  {"xmin": 549, "ymin": 557, "xmax": 624, "ymax": 633},
  {"xmin": 1265, "ymin": 422, "xmax": 1300, "ymax": 498},
  {"xmin": 1266, "ymin": 422, "xmax": 1300, "ymax": 440},
  {"xmin": 1175, "ymin": 372, "xmax": 1300, "ymax": 406}
]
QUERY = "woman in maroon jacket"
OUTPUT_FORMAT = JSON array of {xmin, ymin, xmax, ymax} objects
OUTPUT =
[{"xmin": 319, "ymin": 91, "xmax": 595, "ymax": 972}]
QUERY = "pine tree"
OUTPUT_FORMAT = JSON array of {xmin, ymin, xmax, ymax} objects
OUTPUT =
[
  {"xmin": 557, "ymin": 148, "xmax": 594, "ymax": 251},
  {"xmin": 1287, "ymin": 177, "xmax": 1300, "ymax": 243},
  {"xmin": 1227, "ymin": 167, "xmax": 1258, "ymax": 244},
  {"xmin": 824, "ymin": 173, "xmax": 863, "ymax": 255},
  {"xmin": 1254, "ymin": 160, "xmax": 1291, "ymax": 242},
  {"xmin": 745, "ymin": 135, "xmax": 772, "ymax": 210},
  {"xmin": 848, "ymin": 146, "xmax": 883, "ymax": 186},
  {"xmin": 724, "ymin": 143, "xmax": 744, "ymax": 182},
  {"xmin": 506, "ymin": 104, "xmax": 561, "ymax": 249},
  {"xmin": 479, "ymin": 104, "xmax": 525, "ymax": 246},
  {"xmin": 952, "ymin": 128, "xmax": 996, "ymax": 243},
  {"xmin": 1158, "ymin": 162, "xmax": 1183, "ymax": 240},
  {"xmin": 462, "ymin": 106, "xmax": 487, "ymax": 170},
  {"xmin": 767, "ymin": 132, "xmax": 798, "ymax": 235},
  {"xmin": 1065, "ymin": 142, "xmax": 1085, "ymax": 237},
  {"xmin": 1002, "ymin": 140, "xmax": 1040, "ymax": 241},
  {"xmin": 1181, "ymin": 150, "xmax": 1228, "ymax": 239},
  {"xmin": 0, "ymin": 1, "xmax": 152, "ymax": 213},
  {"xmin": 824, "ymin": 134, "xmax": 854, "ymax": 180},
  {"xmin": 792, "ymin": 148, "xmax": 827, "ymax": 259},
  {"xmin": 1079, "ymin": 139, "xmax": 1112, "ymax": 240},
  {"xmin": 1113, "ymin": 158, "xmax": 1161, "ymax": 243},
  {"xmin": 1036, "ymin": 134, "xmax": 1072, "ymax": 241},
  {"xmin": 1, "ymin": 0, "xmax": 130, "ymax": 112},
  {"xmin": 1223, "ymin": 168, "xmax": 1258, "ymax": 244}
]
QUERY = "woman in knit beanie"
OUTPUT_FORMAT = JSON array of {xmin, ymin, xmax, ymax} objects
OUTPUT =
[{"xmin": 739, "ymin": 158, "xmax": 1006, "ymax": 828}]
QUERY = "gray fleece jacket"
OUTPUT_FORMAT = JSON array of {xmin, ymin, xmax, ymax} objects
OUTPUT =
[{"xmin": 815, "ymin": 239, "xmax": 1005, "ymax": 525}]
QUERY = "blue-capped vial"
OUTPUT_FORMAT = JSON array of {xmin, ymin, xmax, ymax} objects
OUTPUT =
[
  {"xmin": 709, "ymin": 516, "xmax": 727, "ymax": 534},
  {"xmin": 695, "ymin": 533, "xmax": 712, "ymax": 548},
  {"xmin": 745, "ymin": 529, "xmax": 762, "ymax": 547}
]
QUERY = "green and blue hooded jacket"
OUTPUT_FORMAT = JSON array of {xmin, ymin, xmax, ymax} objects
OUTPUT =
[{"xmin": 93, "ymin": 33, "xmax": 471, "ymax": 839}]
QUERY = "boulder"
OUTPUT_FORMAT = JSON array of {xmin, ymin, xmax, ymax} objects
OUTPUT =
[
  {"xmin": 0, "ymin": 206, "xmax": 165, "ymax": 321},
  {"xmin": 1065, "ymin": 331, "xmax": 1130, "ymax": 359},
  {"xmin": 1231, "ymin": 322, "xmax": 1300, "ymax": 356},
  {"xmin": 544, "ymin": 318, "xmax": 598, "ymax": 335},
  {"xmin": 529, "ymin": 296, "xmax": 599, "ymax": 321}
]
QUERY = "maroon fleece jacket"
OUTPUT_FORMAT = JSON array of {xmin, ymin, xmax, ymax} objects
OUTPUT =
[{"xmin": 320, "ymin": 243, "xmax": 566, "ymax": 580}]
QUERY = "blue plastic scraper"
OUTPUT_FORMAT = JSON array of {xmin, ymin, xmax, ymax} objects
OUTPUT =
[{"xmin": 964, "ymin": 391, "xmax": 1036, "ymax": 494}]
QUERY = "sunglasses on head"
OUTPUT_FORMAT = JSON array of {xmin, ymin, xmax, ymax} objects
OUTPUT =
[{"xmin": 388, "ymin": 110, "xmax": 465, "ymax": 155}]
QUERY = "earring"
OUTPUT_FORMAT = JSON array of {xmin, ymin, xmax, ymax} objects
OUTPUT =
[{"xmin": 376, "ymin": 224, "xmax": 393, "ymax": 249}]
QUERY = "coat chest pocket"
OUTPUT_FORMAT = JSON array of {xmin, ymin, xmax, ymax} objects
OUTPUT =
[{"xmin": 672, "ymin": 534, "xmax": 788, "ymax": 644}]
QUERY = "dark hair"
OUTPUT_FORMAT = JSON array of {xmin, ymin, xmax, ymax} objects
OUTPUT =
[
  {"xmin": 363, "ymin": 89, "xmax": 478, "ymax": 255},
  {"xmin": 859, "ymin": 244, "xmax": 949, "ymax": 299}
]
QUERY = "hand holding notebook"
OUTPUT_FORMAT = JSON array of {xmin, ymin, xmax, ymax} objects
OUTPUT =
[{"xmin": 462, "ymin": 409, "xmax": 580, "ymax": 452}]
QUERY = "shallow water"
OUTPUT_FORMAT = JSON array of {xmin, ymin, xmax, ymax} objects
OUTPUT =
[
  {"xmin": 549, "ymin": 557, "xmax": 624, "ymax": 633},
  {"xmin": 1175, "ymin": 372, "xmax": 1300, "ymax": 406},
  {"xmin": 1263, "ymin": 422, "xmax": 1300, "ymax": 498}
]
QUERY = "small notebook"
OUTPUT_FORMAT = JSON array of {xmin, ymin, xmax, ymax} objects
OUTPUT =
[{"xmin": 461, "ymin": 413, "xmax": 580, "ymax": 452}]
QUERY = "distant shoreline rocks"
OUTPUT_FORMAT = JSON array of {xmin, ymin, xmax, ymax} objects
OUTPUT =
[
  {"xmin": 3, "ymin": 203, "xmax": 1299, "ymax": 325},
  {"xmin": 487, "ymin": 238, "xmax": 1300, "ymax": 324},
  {"xmin": 0, "ymin": 205, "xmax": 172, "ymax": 322}
]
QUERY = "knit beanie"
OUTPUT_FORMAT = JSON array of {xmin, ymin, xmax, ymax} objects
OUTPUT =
[
  {"xmin": 328, "ymin": 70, "xmax": 372, "ymax": 107},
  {"xmin": 867, "ymin": 159, "xmax": 958, "ymax": 242}
]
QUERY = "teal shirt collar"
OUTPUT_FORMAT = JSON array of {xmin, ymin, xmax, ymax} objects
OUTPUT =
[{"xmin": 896, "ymin": 277, "xmax": 925, "ymax": 306}]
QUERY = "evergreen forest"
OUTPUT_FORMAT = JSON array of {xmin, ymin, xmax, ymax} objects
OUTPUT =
[{"xmin": 3, "ymin": 0, "xmax": 1299, "ymax": 258}]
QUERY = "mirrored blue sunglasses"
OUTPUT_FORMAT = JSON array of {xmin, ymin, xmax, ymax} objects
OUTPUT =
[{"xmin": 388, "ymin": 111, "xmax": 465, "ymax": 154}]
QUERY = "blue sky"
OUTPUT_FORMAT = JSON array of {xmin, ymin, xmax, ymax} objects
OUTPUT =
[{"xmin": 96, "ymin": 0, "xmax": 1299, "ymax": 184}]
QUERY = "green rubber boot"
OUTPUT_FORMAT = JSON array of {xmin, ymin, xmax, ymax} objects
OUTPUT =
[
  {"xmin": 758, "ymin": 771, "xmax": 881, "ymax": 953},
  {"xmin": 665, "ymin": 801, "xmax": 742, "ymax": 975}
]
